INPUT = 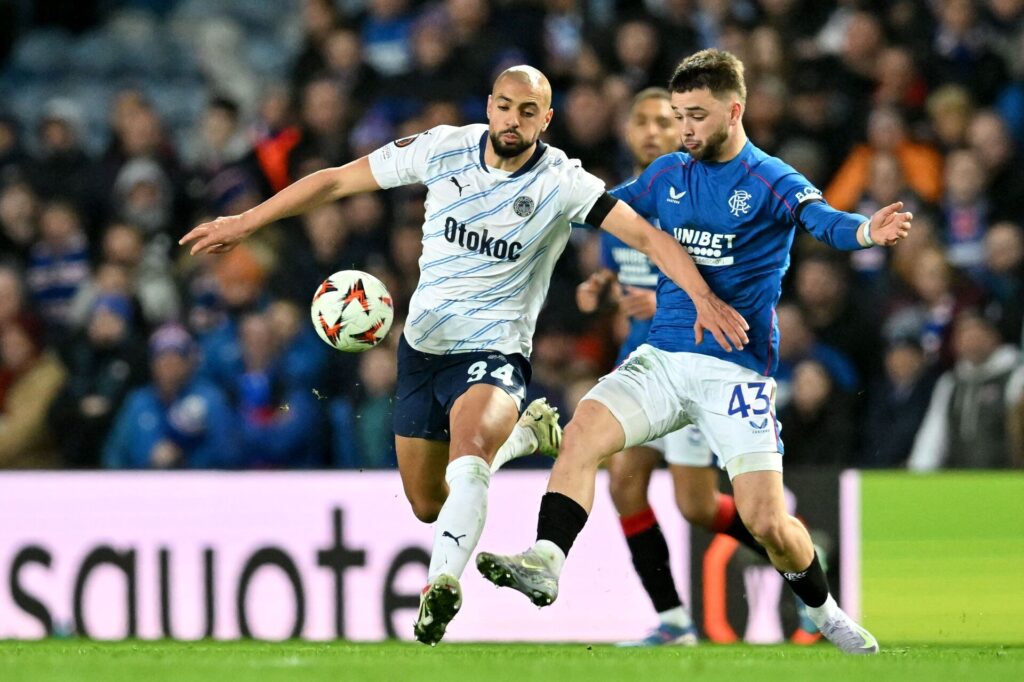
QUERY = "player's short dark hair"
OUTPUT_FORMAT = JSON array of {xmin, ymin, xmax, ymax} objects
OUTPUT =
[
  {"xmin": 631, "ymin": 87, "xmax": 670, "ymax": 109},
  {"xmin": 669, "ymin": 49, "xmax": 746, "ymax": 103}
]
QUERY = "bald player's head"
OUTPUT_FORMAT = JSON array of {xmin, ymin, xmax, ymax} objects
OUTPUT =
[{"xmin": 486, "ymin": 65, "xmax": 554, "ymax": 159}]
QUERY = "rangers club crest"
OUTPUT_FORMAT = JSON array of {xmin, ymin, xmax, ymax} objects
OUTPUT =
[
  {"xmin": 728, "ymin": 189, "xmax": 752, "ymax": 217},
  {"xmin": 513, "ymin": 196, "xmax": 535, "ymax": 217}
]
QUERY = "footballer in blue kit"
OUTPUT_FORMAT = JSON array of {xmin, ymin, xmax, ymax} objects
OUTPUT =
[
  {"xmin": 579, "ymin": 88, "xmax": 823, "ymax": 648},
  {"xmin": 479, "ymin": 49, "xmax": 913, "ymax": 655}
]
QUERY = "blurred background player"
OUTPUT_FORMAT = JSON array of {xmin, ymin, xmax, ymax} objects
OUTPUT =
[
  {"xmin": 479, "ymin": 49, "xmax": 914, "ymax": 655},
  {"xmin": 180, "ymin": 65, "xmax": 747, "ymax": 646},
  {"xmin": 577, "ymin": 88, "xmax": 818, "ymax": 647}
]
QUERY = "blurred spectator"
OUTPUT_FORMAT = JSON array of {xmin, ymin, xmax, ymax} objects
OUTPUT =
[
  {"xmin": 350, "ymin": 346, "xmax": 399, "ymax": 469},
  {"xmin": 873, "ymin": 45, "xmax": 928, "ymax": 120},
  {"xmin": 979, "ymin": 221, "xmax": 1024, "ymax": 346},
  {"xmin": 232, "ymin": 312, "xmax": 324, "ymax": 469},
  {"xmin": 0, "ymin": 314, "xmax": 67, "ymax": 468},
  {"xmin": 940, "ymin": 148, "xmax": 990, "ymax": 272},
  {"xmin": 886, "ymin": 246, "xmax": 980, "ymax": 368},
  {"xmin": 777, "ymin": 359, "xmax": 857, "ymax": 468},
  {"xmin": 183, "ymin": 97, "xmax": 250, "ymax": 184},
  {"xmin": 774, "ymin": 302, "xmax": 858, "ymax": 412},
  {"xmin": 271, "ymin": 202, "xmax": 365, "ymax": 304},
  {"xmin": 361, "ymin": 0, "xmax": 417, "ymax": 77},
  {"xmin": 103, "ymin": 324, "xmax": 239, "ymax": 469},
  {"xmin": 27, "ymin": 98, "xmax": 95, "ymax": 214},
  {"xmin": 966, "ymin": 109, "xmax": 1024, "ymax": 222},
  {"xmin": 794, "ymin": 253, "xmax": 881, "ymax": 384},
  {"xmin": 25, "ymin": 199, "xmax": 91, "ymax": 332},
  {"xmin": 744, "ymin": 76, "xmax": 788, "ymax": 155},
  {"xmin": 926, "ymin": 84, "xmax": 975, "ymax": 151},
  {"xmin": 0, "ymin": 179, "xmax": 38, "ymax": 263},
  {"xmin": 929, "ymin": 0, "xmax": 1009, "ymax": 105},
  {"xmin": 611, "ymin": 19, "xmax": 665, "ymax": 92},
  {"xmin": 292, "ymin": 0, "xmax": 344, "ymax": 88},
  {"xmin": 547, "ymin": 81, "xmax": 618, "ymax": 182},
  {"xmin": 861, "ymin": 336, "xmax": 940, "ymax": 468},
  {"xmin": 48, "ymin": 294, "xmax": 147, "ymax": 468},
  {"xmin": 0, "ymin": 114, "xmax": 26, "ymax": 178},
  {"xmin": 825, "ymin": 106, "xmax": 944, "ymax": 212},
  {"xmin": 909, "ymin": 310, "xmax": 1024, "ymax": 470},
  {"xmin": 113, "ymin": 158, "xmax": 175, "ymax": 238},
  {"xmin": 290, "ymin": 77, "xmax": 351, "ymax": 177},
  {"xmin": 445, "ymin": 0, "xmax": 509, "ymax": 94}
]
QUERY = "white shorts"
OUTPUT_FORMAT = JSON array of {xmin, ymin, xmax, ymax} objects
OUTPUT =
[
  {"xmin": 645, "ymin": 424, "xmax": 716, "ymax": 468},
  {"xmin": 585, "ymin": 344, "xmax": 783, "ymax": 479}
]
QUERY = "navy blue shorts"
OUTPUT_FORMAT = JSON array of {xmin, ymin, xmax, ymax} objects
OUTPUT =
[{"xmin": 393, "ymin": 334, "xmax": 532, "ymax": 441}]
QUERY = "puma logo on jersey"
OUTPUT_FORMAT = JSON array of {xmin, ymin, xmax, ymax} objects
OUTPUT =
[
  {"xmin": 444, "ymin": 216, "xmax": 523, "ymax": 261},
  {"xmin": 450, "ymin": 176, "xmax": 469, "ymax": 196},
  {"xmin": 667, "ymin": 187, "xmax": 687, "ymax": 204}
]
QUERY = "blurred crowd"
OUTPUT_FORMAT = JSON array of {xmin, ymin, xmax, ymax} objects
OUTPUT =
[{"xmin": 1, "ymin": 0, "xmax": 1024, "ymax": 471}]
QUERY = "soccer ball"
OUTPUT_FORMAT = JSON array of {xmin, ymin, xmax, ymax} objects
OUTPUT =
[{"xmin": 310, "ymin": 270, "xmax": 395, "ymax": 352}]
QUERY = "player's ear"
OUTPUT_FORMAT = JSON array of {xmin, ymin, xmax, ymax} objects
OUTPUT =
[
  {"xmin": 731, "ymin": 100, "xmax": 743, "ymax": 125},
  {"xmin": 486, "ymin": 94, "xmax": 493, "ymax": 120},
  {"xmin": 543, "ymin": 108, "xmax": 553, "ymax": 131}
]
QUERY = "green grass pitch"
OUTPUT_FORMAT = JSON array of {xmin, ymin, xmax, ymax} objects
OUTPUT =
[
  {"xmin": 861, "ymin": 472, "xmax": 1024, "ymax": 645},
  {"xmin": 1, "ymin": 641, "xmax": 1022, "ymax": 682}
]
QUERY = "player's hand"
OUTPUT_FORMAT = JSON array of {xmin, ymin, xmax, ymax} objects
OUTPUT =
[
  {"xmin": 692, "ymin": 291, "xmax": 749, "ymax": 352},
  {"xmin": 867, "ymin": 201, "xmax": 913, "ymax": 247},
  {"xmin": 620, "ymin": 286, "xmax": 657, "ymax": 320},
  {"xmin": 576, "ymin": 270, "xmax": 617, "ymax": 313},
  {"xmin": 179, "ymin": 214, "xmax": 254, "ymax": 256}
]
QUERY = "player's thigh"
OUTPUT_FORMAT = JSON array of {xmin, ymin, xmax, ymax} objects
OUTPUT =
[
  {"xmin": 581, "ymin": 344, "xmax": 692, "ymax": 451},
  {"xmin": 448, "ymin": 383, "xmax": 520, "ymax": 462},
  {"xmin": 396, "ymin": 436, "xmax": 451, "ymax": 522},
  {"xmin": 668, "ymin": 464, "xmax": 720, "ymax": 527},
  {"xmin": 679, "ymin": 354, "xmax": 784, "ymax": 480},
  {"xmin": 606, "ymin": 445, "xmax": 661, "ymax": 515}
]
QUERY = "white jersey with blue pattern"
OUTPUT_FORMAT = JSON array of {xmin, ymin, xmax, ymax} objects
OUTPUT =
[{"xmin": 368, "ymin": 124, "xmax": 605, "ymax": 357}]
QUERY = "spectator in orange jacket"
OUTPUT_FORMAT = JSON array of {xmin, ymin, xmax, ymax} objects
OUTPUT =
[{"xmin": 825, "ymin": 106, "xmax": 944, "ymax": 211}]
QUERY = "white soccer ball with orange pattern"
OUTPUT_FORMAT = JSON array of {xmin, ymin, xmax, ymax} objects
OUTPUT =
[{"xmin": 310, "ymin": 270, "xmax": 395, "ymax": 352}]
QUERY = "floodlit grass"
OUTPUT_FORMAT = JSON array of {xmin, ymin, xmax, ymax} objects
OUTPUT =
[
  {"xmin": 861, "ymin": 472, "xmax": 1024, "ymax": 644},
  {"xmin": 0, "ymin": 640, "xmax": 1021, "ymax": 682}
]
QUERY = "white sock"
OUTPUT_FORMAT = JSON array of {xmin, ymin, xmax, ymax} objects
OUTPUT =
[
  {"xmin": 489, "ymin": 423, "xmax": 538, "ymax": 473},
  {"xmin": 805, "ymin": 594, "xmax": 841, "ymax": 629},
  {"xmin": 658, "ymin": 606, "xmax": 694, "ymax": 629},
  {"xmin": 427, "ymin": 456, "xmax": 491, "ymax": 582},
  {"xmin": 530, "ymin": 538, "xmax": 566, "ymax": 577}
]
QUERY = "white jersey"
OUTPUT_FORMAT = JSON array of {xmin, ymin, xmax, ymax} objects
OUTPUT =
[{"xmin": 368, "ymin": 124, "xmax": 605, "ymax": 357}]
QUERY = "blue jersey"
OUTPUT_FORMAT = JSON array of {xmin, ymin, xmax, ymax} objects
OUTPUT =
[
  {"xmin": 611, "ymin": 141, "xmax": 867, "ymax": 377},
  {"xmin": 600, "ymin": 188, "xmax": 660, "ymax": 363}
]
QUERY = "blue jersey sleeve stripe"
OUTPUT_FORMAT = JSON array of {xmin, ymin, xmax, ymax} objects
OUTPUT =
[
  {"xmin": 741, "ymin": 160, "xmax": 794, "ymax": 214},
  {"xmin": 616, "ymin": 162, "xmax": 688, "ymax": 205}
]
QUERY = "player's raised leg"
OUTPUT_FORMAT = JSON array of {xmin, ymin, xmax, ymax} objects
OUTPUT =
[
  {"xmin": 477, "ymin": 397, "xmax": 626, "ymax": 605},
  {"xmin": 609, "ymin": 446, "xmax": 697, "ymax": 646},
  {"xmin": 416, "ymin": 383, "xmax": 519, "ymax": 645},
  {"xmin": 730, "ymin": 469, "xmax": 877, "ymax": 654}
]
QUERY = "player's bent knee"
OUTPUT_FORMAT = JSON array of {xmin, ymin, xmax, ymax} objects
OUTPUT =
[
  {"xmin": 408, "ymin": 497, "xmax": 444, "ymax": 524},
  {"xmin": 743, "ymin": 510, "xmax": 787, "ymax": 551},
  {"xmin": 677, "ymin": 498, "xmax": 717, "ymax": 529}
]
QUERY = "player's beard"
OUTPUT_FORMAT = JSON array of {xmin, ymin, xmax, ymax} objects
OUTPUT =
[
  {"xmin": 489, "ymin": 129, "xmax": 533, "ymax": 158},
  {"xmin": 688, "ymin": 124, "xmax": 729, "ymax": 161}
]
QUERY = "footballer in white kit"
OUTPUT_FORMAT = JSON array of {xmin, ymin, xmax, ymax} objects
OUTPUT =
[{"xmin": 180, "ymin": 65, "xmax": 748, "ymax": 647}]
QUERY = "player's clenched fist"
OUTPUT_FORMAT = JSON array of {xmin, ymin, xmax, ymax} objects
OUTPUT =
[{"xmin": 179, "ymin": 214, "xmax": 254, "ymax": 256}]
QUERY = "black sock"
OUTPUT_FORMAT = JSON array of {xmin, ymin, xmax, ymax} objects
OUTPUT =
[
  {"xmin": 779, "ymin": 552, "xmax": 829, "ymax": 608},
  {"xmin": 626, "ymin": 524, "xmax": 683, "ymax": 613},
  {"xmin": 725, "ymin": 514, "xmax": 769, "ymax": 559},
  {"xmin": 537, "ymin": 492, "xmax": 589, "ymax": 557}
]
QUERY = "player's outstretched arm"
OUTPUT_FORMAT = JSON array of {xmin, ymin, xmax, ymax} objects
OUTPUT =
[
  {"xmin": 179, "ymin": 156, "xmax": 381, "ymax": 256},
  {"xmin": 598, "ymin": 200, "xmax": 749, "ymax": 351}
]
